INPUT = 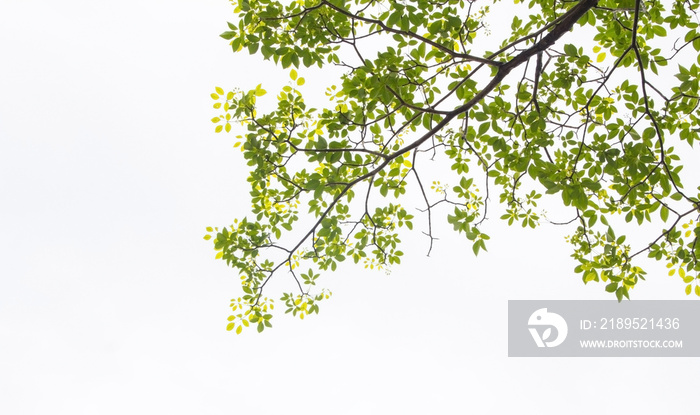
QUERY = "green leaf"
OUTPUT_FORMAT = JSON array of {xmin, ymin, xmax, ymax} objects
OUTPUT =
[
  {"xmin": 307, "ymin": 179, "xmax": 320, "ymax": 190},
  {"xmin": 564, "ymin": 44, "xmax": 578, "ymax": 56},
  {"xmin": 472, "ymin": 241, "xmax": 481, "ymax": 256},
  {"xmin": 642, "ymin": 127, "xmax": 656, "ymax": 140}
]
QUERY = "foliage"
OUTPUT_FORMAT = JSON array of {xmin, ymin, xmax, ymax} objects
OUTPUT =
[{"xmin": 207, "ymin": 0, "xmax": 700, "ymax": 332}]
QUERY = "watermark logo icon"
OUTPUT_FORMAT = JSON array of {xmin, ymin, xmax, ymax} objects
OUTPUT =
[{"xmin": 528, "ymin": 308, "xmax": 568, "ymax": 348}]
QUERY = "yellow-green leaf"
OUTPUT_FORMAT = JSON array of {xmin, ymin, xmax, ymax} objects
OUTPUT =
[
  {"xmin": 597, "ymin": 53, "xmax": 606, "ymax": 63},
  {"xmin": 236, "ymin": 325, "xmax": 243, "ymax": 334},
  {"xmin": 297, "ymin": 77, "xmax": 305, "ymax": 86},
  {"xmin": 210, "ymin": 93, "xmax": 219, "ymax": 100},
  {"xmin": 215, "ymin": 251, "xmax": 224, "ymax": 259},
  {"xmin": 696, "ymin": 285, "xmax": 700, "ymax": 297},
  {"xmin": 225, "ymin": 123, "xmax": 231, "ymax": 132},
  {"xmin": 215, "ymin": 86, "xmax": 224, "ymax": 95},
  {"xmin": 203, "ymin": 234, "xmax": 212, "ymax": 240},
  {"xmin": 685, "ymin": 284, "xmax": 692, "ymax": 295},
  {"xmin": 254, "ymin": 84, "xmax": 267, "ymax": 97},
  {"xmin": 206, "ymin": 227, "xmax": 213, "ymax": 232},
  {"xmin": 290, "ymin": 69, "xmax": 298, "ymax": 80},
  {"xmin": 211, "ymin": 117, "xmax": 220, "ymax": 123},
  {"xmin": 226, "ymin": 323, "xmax": 235, "ymax": 331},
  {"xmin": 226, "ymin": 91, "xmax": 234, "ymax": 100},
  {"xmin": 215, "ymin": 125, "xmax": 223, "ymax": 133}
]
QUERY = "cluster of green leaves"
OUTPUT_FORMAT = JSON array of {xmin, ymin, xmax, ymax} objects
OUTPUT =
[{"xmin": 209, "ymin": 0, "xmax": 700, "ymax": 332}]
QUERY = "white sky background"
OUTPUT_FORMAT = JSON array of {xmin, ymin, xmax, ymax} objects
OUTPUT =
[{"xmin": 1, "ymin": 0, "xmax": 698, "ymax": 413}]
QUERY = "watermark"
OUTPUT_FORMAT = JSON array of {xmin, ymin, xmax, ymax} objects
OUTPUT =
[
  {"xmin": 508, "ymin": 301, "xmax": 700, "ymax": 357},
  {"xmin": 528, "ymin": 308, "xmax": 568, "ymax": 348}
]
